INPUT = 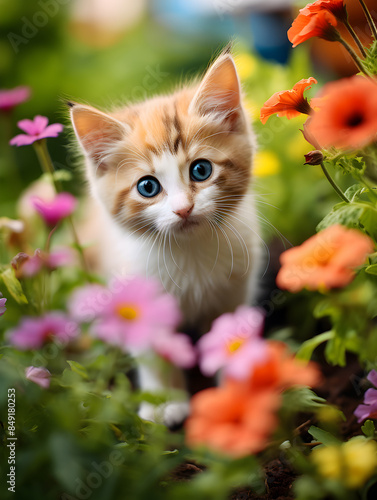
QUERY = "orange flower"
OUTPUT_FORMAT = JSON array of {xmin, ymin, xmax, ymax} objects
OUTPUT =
[
  {"xmin": 276, "ymin": 225, "xmax": 374, "ymax": 293},
  {"xmin": 305, "ymin": 76, "xmax": 377, "ymax": 150},
  {"xmin": 248, "ymin": 341, "xmax": 321, "ymax": 391},
  {"xmin": 288, "ymin": 10, "xmax": 339, "ymax": 48},
  {"xmin": 185, "ymin": 383, "xmax": 279, "ymax": 457},
  {"xmin": 301, "ymin": 0, "xmax": 347, "ymax": 23},
  {"xmin": 260, "ymin": 77, "xmax": 317, "ymax": 124},
  {"xmin": 185, "ymin": 341, "xmax": 320, "ymax": 458}
]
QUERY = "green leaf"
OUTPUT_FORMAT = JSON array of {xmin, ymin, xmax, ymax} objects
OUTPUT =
[
  {"xmin": 344, "ymin": 184, "xmax": 363, "ymax": 202},
  {"xmin": 334, "ymin": 156, "xmax": 365, "ymax": 176},
  {"xmin": 308, "ymin": 425, "xmax": 341, "ymax": 446},
  {"xmin": 365, "ymin": 264, "xmax": 377, "ymax": 276},
  {"xmin": 282, "ymin": 387, "xmax": 327, "ymax": 413},
  {"xmin": 294, "ymin": 476, "xmax": 327, "ymax": 500},
  {"xmin": 296, "ymin": 331, "xmax": 334, "ymax": 361},
  {"xmin": 41, "ymin": 169, "xmax": 72, "ymax": 183},
  {"xmin": 53, "ymin": 169, "xmax": 73, "ymax": 182},
  {"xmin": 0, "ymin": 268, "xmax": 28, "ymax": 305},
  {"xmin": 313, "ymin": 299, "xmax": 338, "ymax": 320},
  {"xmin": 361, "ymin": 420, "xmax": 375, "ymax": 438},
  {"xmin": 49, "ymin": 432, "xmax": 82, "ymax": 491},
  {"xmin": 325, "ymin": 335, "xmax": 347, "ymax": 366},
  {"xmin": 317, "ymin": 202, "xmax": 364, "ymax": 232},
  {"xmin": 360, "ymin": 205, "xmax": 377, "ymax": 242},
  {"xmin": 66, "ymin": 360, "xmax": 88, "ymax": 379}
]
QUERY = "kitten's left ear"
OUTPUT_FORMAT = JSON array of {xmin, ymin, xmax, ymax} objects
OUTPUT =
[{"xmin": 189, "ymin": 53, "xmax": 243, "ymax": 130}]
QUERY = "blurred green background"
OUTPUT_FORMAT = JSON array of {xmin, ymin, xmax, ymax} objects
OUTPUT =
[{"xmin": 0, "ymin": 0, "xmax": 337, "ymax": 245}]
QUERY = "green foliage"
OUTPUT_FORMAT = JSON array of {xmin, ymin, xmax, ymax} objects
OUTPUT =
[
  {"xmin": 307, "ymin": 426, "xmax": 341, "ymax": 446},
  {"xmin": 0, "ymin": 268, "xmax": 28, "ymax": 305},
  {"xmin": 282, "ymin": 387, "xmax": 327, "ymax": 413},
  {"xmin": 362, "ymin": 420, "xmax": 376, "ymax": 439},
  {"xmin": 2, "ymin": 2, "xmax": 377, "ymax": 498},
  {"xmin": 363, "ymin": 39, "xmax": 377, "ymax": 76}
]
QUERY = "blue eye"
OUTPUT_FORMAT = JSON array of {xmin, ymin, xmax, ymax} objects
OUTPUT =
[
  {"xmin": 137, "ymin": 176, "xmax": 161, "ymax": 198},
  {"xmin": 190, "ymin": 159, "xmax": 212, "ymax": 182}
]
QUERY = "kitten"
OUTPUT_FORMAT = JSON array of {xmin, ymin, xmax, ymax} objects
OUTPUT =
[{"xmin": 69, "ymin": 50, "xmax": 261, "ymax": 426}]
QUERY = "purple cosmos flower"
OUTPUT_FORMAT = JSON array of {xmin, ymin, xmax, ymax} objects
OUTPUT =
[
  {"xmin": 8, "ymin": 313, "xmax": 79, "ymax": 350},
  {"xmin": 197, "ymin": 306, "xmax": 268, "ymax": 380},
  {"xmin": 0, "ymin": 293, "xmax": 7, "ymax": 317},
  {"xmin": 354, "ymin": 370, "xmax": 377, "ymax": 423},
  {"xmin": 0, "ymin": 86, "xmax": 30, "ymax": 112},
  {"xmin": 9, "ymin": 115, "xmax": 63, "ymax": 146},
  {"xmin": 32, "ymin": 192, "xmax": 77, "ymax": 226},
  {"xmin": 69, "ymin": 276, "xmax": 182, "ymax": 351},
  {"xmin": 12, "ymin": 247, "xmax": 74, "ymax": 278},
  {"xmin": 25, "ymin": 366, "xmax": 51, "ymax": 389}
]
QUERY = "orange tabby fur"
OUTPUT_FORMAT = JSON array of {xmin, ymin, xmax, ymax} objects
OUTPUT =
[{"xmin": 69, "ymin": 51, "xmax": 262, "ymax": 424}]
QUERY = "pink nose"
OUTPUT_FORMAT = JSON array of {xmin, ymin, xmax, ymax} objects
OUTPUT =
[{"xmin": 173, "ymin": 204, "xmax": 194, "ymax": 219}]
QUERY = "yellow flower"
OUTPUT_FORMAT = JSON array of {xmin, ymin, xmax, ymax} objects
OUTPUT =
[
  {"xmin": 235, "ymin": 53, "xmax": 257, "ymax": 81},
  {"xmin": 311, "ymin": 437, "xmax": 377, "ymax": 489},
  {"xmin": 343, "ymin": 437, "xmax": 377, "ymax": 489},
  {"xmin": 243, "ymin": 97, "xmax": 260, "ymax": 121},
  {"xmin": 311, "ymin": 445, "xmax": 343, "ymax": 482},
  {"xmin": 253, "ymin": 150, "xmax": 281, "ymax": 177}
]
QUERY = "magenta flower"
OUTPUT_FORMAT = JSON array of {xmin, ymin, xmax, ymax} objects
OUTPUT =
[
  {"xmin": 197, "ymin": 306, "xmax": 268, "ymax": 380},
  {"xmin": 32, "ymin": 192, "xmax": 77, "ymax": 226},
  {"xmin": 354, "ymin": 370, "xmax": 377, "ymax": 423},
  {"xmin": 0, "ymin": 86, "xmax": 30, "ymax": 112},
  {"xmin": 153, "ymin": 332, "xmax": 196, "ymax": 368},
  {"xmin": 0, "ymin": 293, "xmax": 7, "ymax": 317},
  {"xmin": 69, "ymin": 277, "xmax": 182, "ymax": 351},
  {"xmin": 25, "ymin": 366, "xmax": 51, "ymax": 389},
  {"xmin": 8, "ymin": 313, "xmax": 79, "ymax": 350},
  {"xmin": 9, "ymin": 115, "xmax": 63, "ymax": 146},
  {"xmin": 13, "ymin": 247, "xmax": 74, "ymax": 278}
]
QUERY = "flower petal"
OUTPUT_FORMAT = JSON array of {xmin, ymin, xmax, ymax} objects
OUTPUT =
[
  {"xmin": 33, "ymin": 115, "xmax": 49, "ymax": 134},
  {"xmin": 9, "ymin": 133, "xmax": 37, "ymax": 146},
  {"xmin": 38, "ymin": 123, "xmax": 64, "ymax": 140}
]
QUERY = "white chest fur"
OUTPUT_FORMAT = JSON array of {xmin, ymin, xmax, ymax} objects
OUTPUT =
[{"xmin": 97, "ymin": 195, "xmax": 261, "ymax": 331}]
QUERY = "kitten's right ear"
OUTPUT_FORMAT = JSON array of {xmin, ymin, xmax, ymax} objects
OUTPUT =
[
  {"xmin": 68, "ymin": 102, "xmax": 128, "ymax": 176},
  {"xmin": 188, "ymin": 53, "xmax": 243, "ymax": 130}
]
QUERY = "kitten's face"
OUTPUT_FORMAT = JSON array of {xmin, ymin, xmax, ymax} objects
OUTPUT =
[{"xmin": 70, "ymin": 53, "xmax": 254, "ymax": 238}]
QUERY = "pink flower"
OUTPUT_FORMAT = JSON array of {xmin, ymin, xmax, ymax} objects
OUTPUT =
[
  {"xmin": 8, "ymin": 313, "xmax": 79, "ymax": 350},
  {"xmin": 32, "ymin": 192, "xmax": 77, "ymax": 226},
  {"xmin": 0, "ymin": 293, "xmax": 7, "ymax": 317},
  {"xmin": 12, "ymin": 247, "xmax": 74, "ymax": 278},
  {"xmin": 69, "ymin": 277, "xmax": 182, "ymax": 351},
  {"xmin": 354, "ymin": 370, "xmax": 377, "ymax": 423},
  {"xmin": 9, "ymin": 115, "xmax": 63, "ymax": 146},
  {"xmin": 198, "ymin": 306, "xmax": 268, "ymax": 380},
  {"xmin": 25, "ymin": 366, "xmax": 51, "ymax": 389},
  {"xmin": 0, "ymin": 86, "xmax": 30, "ymax": 112},
  {"xmin": 153, "ymin": 332, "xmax": 196, "ymax": 368}
]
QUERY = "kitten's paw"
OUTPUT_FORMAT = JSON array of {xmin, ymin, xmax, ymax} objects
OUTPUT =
[
  {"xmin": 138, "ymin": 402, "xmax": 157, "ymax": 423},
  {"xmin": 138, "ymin": 401, "xmax": 190, "ymax": 430},
  {"xmin": 162, "ymin": 401, "xmax": 190, "ymax": 430}
]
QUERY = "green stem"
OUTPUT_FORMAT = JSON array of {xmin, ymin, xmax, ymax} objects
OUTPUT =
[
  {"xmin": 344, "ymin": 20, "xmax": 367, "ymax": 57},
  {"xmin": 33, "ymin": 139, "xmax": 92, "ymax": 279},
  {"xmin": 67, "ymin": 215, "xmax": 92, "ymax": 278},
  {"xmin": 320, "ymin": 162, "xmax": 349, "ymax": 203},
  {"xmin": 358, "ymin": 0, "xmax": 377, "ymax": 39},
  {"xmin": 45, "ymin": 224, "xmax": 59, "ymax": 254},
  {"xmin": 33, "ymin": 139, "xmax": 62, "ymax": 192},
  {"xmin": 339, "ymin": 38, "xmax": 370, "ymax": 76}
]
